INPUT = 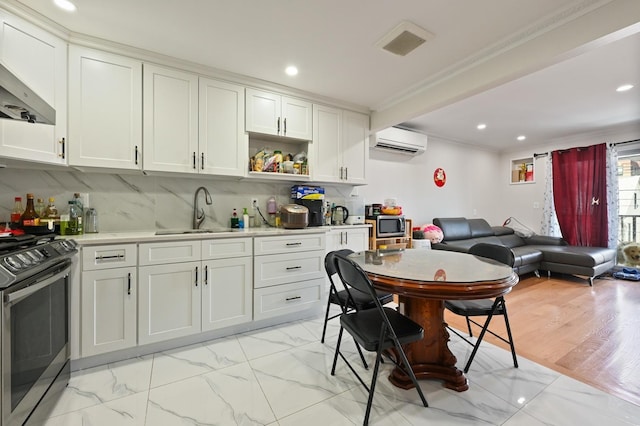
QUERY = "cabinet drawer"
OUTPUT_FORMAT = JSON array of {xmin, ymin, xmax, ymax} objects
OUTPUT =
[
  {"xmin": 139, "ymin": 241, "xmax": 201, "ymax": 266},
  {"xmin": 82, "ymin": 244, "xmax": 137, "ymax": 270},
  {"xmin": 201, "ymin": 237, "xmax": 252, "ymax": 260},
  {"xmin": 253, "ymin": 279, "xmax": 323, "ymax": 321},
  {"xmin": 254, "ymin": 250, "xmax": 324, "ymax": 288},
  {"xmin": 254, "ymin": 233, "xmax": 325, "ymax": 255}
]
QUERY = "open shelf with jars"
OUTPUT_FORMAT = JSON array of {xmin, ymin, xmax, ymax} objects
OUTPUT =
[
  {"xmin": 510, "ymin": 157, "xmax": 535, "ymax": 184},
  {"xmin": 366, "ymin": 218, "xmax": 413, "ymax": 250}
]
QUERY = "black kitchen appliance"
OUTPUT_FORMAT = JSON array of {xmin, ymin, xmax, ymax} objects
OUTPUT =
[
  {"xmin": 293, "ymin": 199, "xmax": 323, "ymax": 226},
  {"xmin": 0, "ymin": 234, "xmax": 77, "ymax": 426}
]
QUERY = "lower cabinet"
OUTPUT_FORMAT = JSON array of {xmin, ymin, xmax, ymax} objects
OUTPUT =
[
  {"xmin": 138, "ymin": 261, "xmax": 201, "ymax": 345},
  {"xmin": 325, "ymin": 227, "xmax": 369, "ymax": 292},
  {"xmin": 80, "ymin": 243, "xmax": 138, "ymax": 357},
  {"xmin": 253, "ymin": 234, "xmax": 325, "ymax": 321}
]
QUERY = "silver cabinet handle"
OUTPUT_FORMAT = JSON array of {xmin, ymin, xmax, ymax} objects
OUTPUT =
[
  {"xmin": 285, "ymin": 296, "xmax": 301, "ymax": 301},
  {"xmin": 205, "ymin": 265, "xmax": 208, "ymax": 286},
  {"xmin": 195, "ymin": 266, "xmax": 199, "ymax": 286},
  {"xmin": 135, "ymin": 145, "xmax": 139, "ymax": 165},
  {"xmin": 344, "ymin": 167, "xmax": 348, "ymax": 180},
  {"xmin": 286, "ymin": 266, "xmax": 302, "ymax": 271},
  {"xmin": 127, "ymin": 272, "xmax": 131, "ymax": 295},
  {"xmin": 192, "ymin": 152, "xmax": 197, "ymax": 169},
  {"xmin": 277, "ymin": 117, "xmax": 281, "ymax": 133},
  {"xmin": 201, "ymin": 152, "xmax": 205, "ymax": 170},
  {"xmin": 96, "ymin": 254, "xmax": 124, "ymax": 260},
  {"xmin": 283, "ymin": 117, "xmax": 287, "ymax": 135},
  {"xmin": 286, "ymin": 242, "xmax": 302, "ymax": 246}
]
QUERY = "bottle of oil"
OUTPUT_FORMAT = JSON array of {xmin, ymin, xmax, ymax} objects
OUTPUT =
[
  {"xmin": 20, "ymin": 193, "xmax": 40, "ymax": 227},
  {"xmin": 67, "ymin": 200, "xmax": 83, "ymax": 235}
]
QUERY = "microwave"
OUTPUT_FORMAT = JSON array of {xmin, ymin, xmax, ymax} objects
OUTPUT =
[{"xmin": 376, "ymin": 215, "xmax": 406, "ymax": 238}]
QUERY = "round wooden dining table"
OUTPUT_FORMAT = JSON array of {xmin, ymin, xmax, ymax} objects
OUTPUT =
[{"xmin": 349, "ymin": 248, "xmax": 518, "ymax": 392}]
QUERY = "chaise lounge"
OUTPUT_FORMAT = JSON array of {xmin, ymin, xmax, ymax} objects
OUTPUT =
[{"xmin": 431, "ymin": 217, "xmax": 616, "ymax": 286}]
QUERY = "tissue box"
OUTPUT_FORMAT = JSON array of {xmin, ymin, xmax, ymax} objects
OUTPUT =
[{"xmin": 290, "ymin": 185, "xmax": 324, "ymax": 200}]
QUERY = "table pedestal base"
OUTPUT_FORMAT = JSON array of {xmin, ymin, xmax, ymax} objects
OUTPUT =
[
  {"xmin": 393, "ymin": 296, "xmax": 469, "ymax": 392},
  {"xmin": 389, "ymin": 363, "xmax": 469, "ymax": 392}
]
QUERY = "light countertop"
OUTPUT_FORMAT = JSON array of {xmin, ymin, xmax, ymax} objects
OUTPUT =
[{"xmin": 67, "ymin": 224, "xmax": 371, "ymax": 245}]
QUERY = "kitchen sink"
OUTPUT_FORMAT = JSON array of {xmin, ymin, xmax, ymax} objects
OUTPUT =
[{"xmin": 155, "ymin": 228, "xmax": 234, "ymax": 235}]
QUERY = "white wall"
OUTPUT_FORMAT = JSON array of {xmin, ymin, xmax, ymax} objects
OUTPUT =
[{"xmin": 359, "ymin": 136, "xmax": 503, "ymax": 228}]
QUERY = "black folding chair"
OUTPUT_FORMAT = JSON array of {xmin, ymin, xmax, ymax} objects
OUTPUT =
[
  {"xmin": 331, "ymin": 252, "xmax": 428, "ymax": 425},
  {"xmin": 321, "ymin": 249, "xmax": 393, "ymax": 368},
  {"xmin": 445, "ymin": 243, "xmax": 518, "ymax": 373}
]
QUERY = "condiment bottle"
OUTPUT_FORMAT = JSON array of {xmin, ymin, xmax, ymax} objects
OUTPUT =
[
  {"xmin": 273, "ymin": 150, "xmax": 283, "ymax": 173},
  {"xmin": 68, "ymin": 200, "xmax": 83, "ymax": 235},
  {"xmin": 20, "ymin": 193, "xmax": 40, "ymax": 227},
  {"xmin": 42, "ymin": 197, "xmax": 60, "ymax": 231},
  {"xmin": 10, "ymin": 197, "xmax": 24, "ymax": 225},
  {"xmin": 35, "ymin": 198, "xmax": 46, "ymax": 217},
  {"xmin": 73, "ymin": 193, "xmax": 84, "ymax": 216},
  {"xmin": 230, "ymin": 208, "xmax": 239, "ymax": 229},
  {"xmin": 242, "ymin": 207, "xmax": 250, "ymax": 229}
]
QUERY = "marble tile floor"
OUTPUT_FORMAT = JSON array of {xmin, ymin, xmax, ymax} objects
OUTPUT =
[{"xmin": 40, "ymin": 309, "xmax": 640, "ymax": 426}]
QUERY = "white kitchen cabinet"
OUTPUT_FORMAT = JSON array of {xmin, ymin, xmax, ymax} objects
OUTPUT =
[
  {"xmin": 143, "ymin": 64, "xmax": 198, "ymax": 173},
  {"xmin": 325, "ymin": 227, "xmax": 369, "ymax": 292},
  {"xmin": 80, "ymin": 244, "xmax": 137, "ymax": 357},
  {"xmin": 68, "ymin": 46, "xmax": 142, "ymax": 170},
  {"xmin": 0, "ymin": 10, "xmax": 67, "ymax": 165},
  {"xmin": 312, "ymin": 105, "xmax": 368, "ymax": 184},
  {"xmin": 253, "ymin": 233, "xmax": 325, "ymax": 320},
  {"xmin": 246, "ymin": 88, "xmax": 312, "ymax": 140},
  {"xmin": 201, "ymin": 238, "xmax": 253, "ymax": 331},
  {"xmin": 199, "ymin": 77, "xmax": 247, "ymax": 176},
  {"xmin": 327, "ymin": 227, "xmax": 368, "ymax": 253},
  {"xmin": 138, "ymin": 241, "xmax": 202, "ymax": 344}
]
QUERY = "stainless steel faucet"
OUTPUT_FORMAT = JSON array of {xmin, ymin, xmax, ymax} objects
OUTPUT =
[{"xmin": 193, "ymin": 186, "xmax": 213, "ymax": 229}]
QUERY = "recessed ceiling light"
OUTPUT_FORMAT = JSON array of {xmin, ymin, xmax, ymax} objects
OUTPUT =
[
  {"xmin": 477, "ymin": 123, "xmax": 487, "ymax": 130},
  {"xmin": 616, "ymin": 84, "xmax": 634, "ymax": 92},
  {"xmin": 285, "ymin": 66, "xmax": 298, "ymax": 76},
  {"xmin": 53, "ymin": 0, "xmax": 77, "ymax": 12},
  {"xmin": 517, "ymin": 135, "xmax": 526, "ymax": 141}
]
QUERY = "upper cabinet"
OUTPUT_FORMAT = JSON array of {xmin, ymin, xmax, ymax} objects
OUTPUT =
[
  {"xmin": 142, "ymin": 64, "xmax": 198, "ymax": 173},
  {"xmin": 199, "ymin": 77, "xmax": 247, "ymax": 177},
  {"xmin": 0, "ymin": 11, "xmax": 67, "ymax": 165},
  {"xmin": 312, "ymin": 105, "xmax": 368, "ymax": 184},
  {"xmin": 143, "ymin": 66, "xmax": 247, "ymax": 177},
  {"xmin": 68, "ymin": 46, "xmax": 143, "ymax": 170},
  {"xmin": 245, "ymin": 88, "xmax": 312, "ymax": 140}
]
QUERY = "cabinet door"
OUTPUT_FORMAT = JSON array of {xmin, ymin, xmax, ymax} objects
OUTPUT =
[
  {"xmin": 344, "ymin": 228, "xmax": 368, "ymax": 251},
  {"xmin": 199, "ymin": 78, "xmax": 247, "ymax": 176},
  {"xmin": 245, "ymin": 88, "xmax": 280, "ymax": 136},
  {"xmin": 138, "ymin": 262, "xmax": 201, "ymax": 344},
  {"xmin": 282, "ymin": 96, "xmax": 312, "ymax": 140},
  {"xmin": 312, "ymin": 104, "xmax": 342, "ymax": 183},
  {"xmin": 0, "ymin": 11, "xmax": 67, "ymax": 165},
  {"xmin": 143, "ymin": 64, "xmax": 198, "ymax": 173},
  {"xmin": 68, "ymin": 46, "xmax": 142, "ymax": 170},
  {"xmin": 202, "ymin": 257, "xmax": 252, "ymax": 331},
  {"xmin": 342, "ymin": 111, "xmax": 368, "ymax": 184},
  {"xmin": 81, "ymin": 268, "xmax": 137, "ymax": 357}
]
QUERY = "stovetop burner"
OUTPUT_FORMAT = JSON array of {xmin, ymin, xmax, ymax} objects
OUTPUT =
[{"xmin": 0, "ymin": 235, "xmax": 77, "ymax": 289}]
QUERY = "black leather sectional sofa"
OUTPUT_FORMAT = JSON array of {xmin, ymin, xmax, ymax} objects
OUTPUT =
[{"xmin": 431, "ymin": 217, "xmax": 616, "ymax": 286}]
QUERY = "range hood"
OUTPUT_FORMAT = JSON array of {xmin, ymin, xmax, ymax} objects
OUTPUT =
[{"xmin": 0, "ymin": 63, "xmax": 55, "ymax": 125}]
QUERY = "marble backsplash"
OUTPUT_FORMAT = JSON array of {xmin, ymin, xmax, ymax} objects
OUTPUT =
[{"xmin": 0, "ymin": 168, "xmax": 356, "ymax": 232}]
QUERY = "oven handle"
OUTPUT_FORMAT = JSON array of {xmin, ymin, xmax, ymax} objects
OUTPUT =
[{"xmin": 4, "ymin": 266, "xmax": 70, "ymax": 306}]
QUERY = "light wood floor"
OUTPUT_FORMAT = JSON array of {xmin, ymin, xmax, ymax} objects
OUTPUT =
[{"xmin": 444, "ymin": 273, "xmax": 640, "ymax": 407}]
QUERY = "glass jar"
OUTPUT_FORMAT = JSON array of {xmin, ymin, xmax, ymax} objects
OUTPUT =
[{"xmin": 11, "ymin": 197, "xmax": 24, "ymax": 225}]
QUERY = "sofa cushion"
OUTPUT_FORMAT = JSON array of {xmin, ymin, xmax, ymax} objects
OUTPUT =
[
  {"xmin": 469, "ymin": 219, "xmax": 494, "ymax": 238},
  {"xmin": 536, "ymin": 246, "xmax": 616, "ymax": 267},
  {"xmin": 492, "ymin": 226, "xmax": 515, "ymax": 236},
  {"xmin": 433, "ymin": 217, "xmax": 472, "ymax": 241},
  {"xmin": 497, "ymin": 233, "xmax": 527, "ymax": 248}
]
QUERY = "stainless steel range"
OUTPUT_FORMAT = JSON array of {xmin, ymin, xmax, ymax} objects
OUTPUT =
[{"xmin": 0, "ymin": 234, "xmax": 77, "ymax": 426}]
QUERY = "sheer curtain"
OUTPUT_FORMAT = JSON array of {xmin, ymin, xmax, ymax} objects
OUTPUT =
[
  {"xmin": 606, "ymin": 144, "xmax": 619, "ymax": 249},
  {"xmin": 541, "ymin": 155, "xmax": 562, "ymax": 237}
]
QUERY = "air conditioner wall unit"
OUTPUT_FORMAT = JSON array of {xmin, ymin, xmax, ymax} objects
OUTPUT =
[{"xmin": 372, "ymin": 126, "xmax": 427, "ymax": 155}]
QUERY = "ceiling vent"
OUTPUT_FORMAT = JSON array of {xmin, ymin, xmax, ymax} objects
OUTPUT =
[{"xmin": 376, "ymin": 21, "xmax": 434, "ymax": 56}]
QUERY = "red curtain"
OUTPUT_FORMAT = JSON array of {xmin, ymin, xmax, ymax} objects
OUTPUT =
[{"xmin": 552, "ymin": 143, "xmax": 608, "ymax": 247}]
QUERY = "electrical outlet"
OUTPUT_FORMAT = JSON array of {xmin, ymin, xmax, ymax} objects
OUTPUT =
[{"xmin": 251, "ymin": 198, "xmax": 259, "ymax": 208}]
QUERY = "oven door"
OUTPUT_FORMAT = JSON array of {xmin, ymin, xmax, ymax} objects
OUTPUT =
[{"xmin": 1, "ymin": 260, "xmax": 70, "ymax": 426}]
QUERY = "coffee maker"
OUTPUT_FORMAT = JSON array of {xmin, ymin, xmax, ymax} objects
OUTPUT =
[{"xmin": 294, "ymin": 199, "xmax": 323, "ymax": 226}]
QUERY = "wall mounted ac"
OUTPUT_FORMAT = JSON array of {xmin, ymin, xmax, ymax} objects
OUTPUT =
[{"xmin": 372, "ymin": 126, "xmax": 427, "ymax": 155}]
